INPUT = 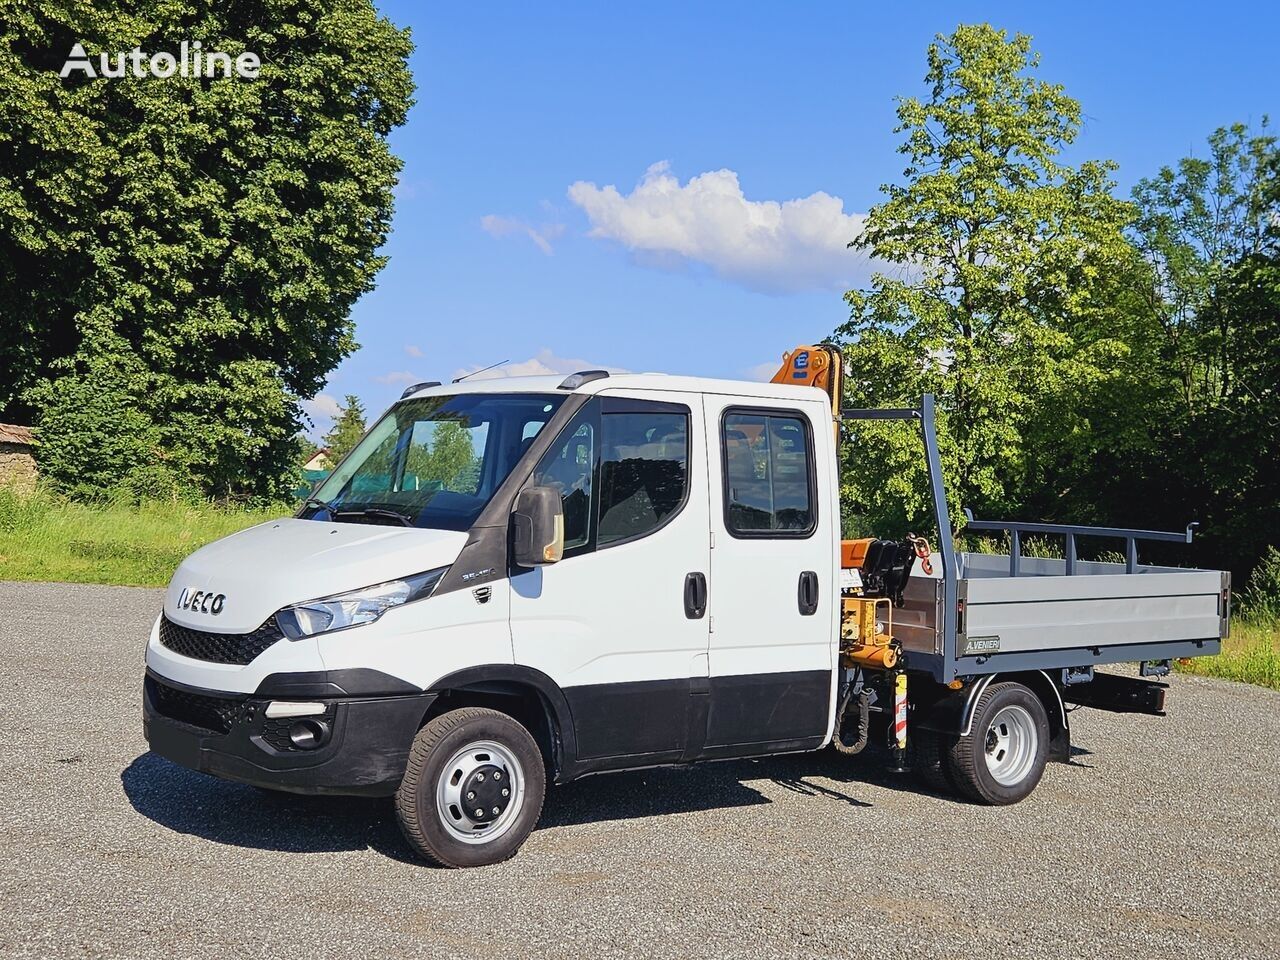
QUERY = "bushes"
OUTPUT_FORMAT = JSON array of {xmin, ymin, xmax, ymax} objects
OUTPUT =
[
  {"xmin": 1239, "ymin": 547, "xmax": 1280, "ymax": 624},
  {"xmin": 27, "ymin": 332, "xmax": 179, "ymax": 501}
]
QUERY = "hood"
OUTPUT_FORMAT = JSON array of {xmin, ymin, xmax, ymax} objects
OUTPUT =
[{"xmin": 164, "ymin": 518, "xmax": 469, "ymax": 633}]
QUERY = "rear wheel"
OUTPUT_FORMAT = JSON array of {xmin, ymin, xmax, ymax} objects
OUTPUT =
[
  {"xmin": 396, "ymin": 707, "xmax": 545, "ymax": 868},
  {"xmin": 945, "ymin": 682, "xmax": 1048, "ymax": 805},
  {"xmin": 910, "ymin": 727, "xmax": 956, "ymax": 795}
]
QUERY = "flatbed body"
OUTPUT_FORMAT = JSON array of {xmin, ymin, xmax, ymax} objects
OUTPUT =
[{"xmin": 898, "ymin": 555, "xmax": 1228, "ymax": 681}]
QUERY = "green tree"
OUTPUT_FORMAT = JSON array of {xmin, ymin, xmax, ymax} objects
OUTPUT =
[
  {"xmin": 1203, "ymin": 249, "xmax": 1280, "ymax": 560},
  {"xmin": 1131, "ymin": 121, "xmax": 1276, "ymax": 411},
  {"xmin": 1117, "ymin": 122, "xmax": 1280, "ymax": 573},
  {"xmin": 0, "ymin": 1, "xmax": 414, "ymax": 499},
  {"xmin": 322, "ymin": 394, "xmax": 366, "ymax": 464},
  {"xmin": 1131, "ymin": 118, "xmax": 1280, "ymax": 570},
  {"xmin": 835, "ymin": 24, "xmax": 1137, "ymax": 535}
]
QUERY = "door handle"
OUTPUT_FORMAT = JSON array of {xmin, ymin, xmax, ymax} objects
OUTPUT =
[
  {"xmin": 798, "ymin": 570, "xmax": 819, "ymax": 616},
  {"xmin": 684, "ymin": 572, "xmax": 707, "ymax": 619}
]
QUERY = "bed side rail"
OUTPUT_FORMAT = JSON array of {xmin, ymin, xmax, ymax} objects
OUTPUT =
[{"xmin": 961, "ymin": 509, "xmax": 1198, "ymax": 576}]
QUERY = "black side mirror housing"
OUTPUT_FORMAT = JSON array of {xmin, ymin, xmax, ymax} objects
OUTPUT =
[{"xmin": 512, "ymin": 486, "xmax": 564, "ymax": 567}]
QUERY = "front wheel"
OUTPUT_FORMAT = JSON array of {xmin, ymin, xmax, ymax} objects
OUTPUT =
[
  {"xmin": 396, "ymin": 707, "xmax": 546, "ymax": 868},
  {"xmin": 945, "ymin": 682, "xmax": 1049, "ymax": 805}
]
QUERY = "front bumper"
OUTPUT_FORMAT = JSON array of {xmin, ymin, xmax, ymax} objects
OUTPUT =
[{"xmin": 142, "ymin": 670, "xmax": 436, "ymax": 796}]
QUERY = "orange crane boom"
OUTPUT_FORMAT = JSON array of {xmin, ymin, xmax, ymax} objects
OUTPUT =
[{"xmin": 769, "ymin": 344, "xmax": 843, "ymax": 441}]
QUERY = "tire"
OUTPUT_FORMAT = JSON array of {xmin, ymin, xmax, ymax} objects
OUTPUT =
[
  {"xmin": 910, "ymin": 727, "xmax": 956, "ymax": 795},
  {"xmin": 396, "ymin": 707, "xmax": 546, "ymax": 868},
  {"xmin": 945, "ymin": 682, "xmax": 1049, "ymax": 805}
]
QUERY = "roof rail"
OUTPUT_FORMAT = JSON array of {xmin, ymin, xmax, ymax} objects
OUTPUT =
[
  {"xmin": 400, "ymin": 381, "xmax": 441, "ymax": 398},
  {"xmin": 558, "ymin": 370, "xmax": 610, "ymax": 390}
]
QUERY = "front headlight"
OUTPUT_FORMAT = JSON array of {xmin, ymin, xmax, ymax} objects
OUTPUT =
[{"xmin": 276, "ymin": 567, "xmax": 449, "ymax": 640}]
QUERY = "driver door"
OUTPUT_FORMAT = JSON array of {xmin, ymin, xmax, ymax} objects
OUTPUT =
[{"xmin": 508, "ymin": 391, "xmax": 711, "ymax": 767}]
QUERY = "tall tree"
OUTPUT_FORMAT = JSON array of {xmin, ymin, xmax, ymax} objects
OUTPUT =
[
  {"xmin": 1131, "ymin": 121, "xmax": 1276, "ymax": 411},
  {"xmin": 835, "ymin": 24, "xmax": 1137, "ymax": 535},
  {"xmin": 0, "ymin": 1, "xmax": 414, "ymax": 499},
  {"xmin": 322, "ymin": 395, "xmax": 367, "ymax": 464},
  {"xmin": 1127, "ymin": 123, "xmax": 1280, "ymax": 571}
]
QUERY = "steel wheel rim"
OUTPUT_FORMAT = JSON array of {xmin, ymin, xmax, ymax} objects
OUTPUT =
[
  {"xmin": 983, "ymin": 705, "xmax": 1038, "ymax": 787},
  {"xmin": 435, "ymin": 739, "xmax": 526, "ymax": 845}
]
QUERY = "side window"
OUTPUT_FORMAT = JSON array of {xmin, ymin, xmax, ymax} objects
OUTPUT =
[
  {"xmin": 531, "ymin": 399, "xmax": 691, "ymax": 557},
  {"xmin": 597, "ymin": 411, "xmax": 688, "ymax": 545},
  {"xmin": 722, "ymin": 410, "xmax": 814, "ymax": 536},
  {"xmin": 533, "ymin": 416, "xmax": 594, "ymax": 551}
]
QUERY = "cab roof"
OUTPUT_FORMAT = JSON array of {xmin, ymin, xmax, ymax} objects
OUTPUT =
[{"xmin": 397, "ymin": 372, "xmax": 829, "ymax": 404}]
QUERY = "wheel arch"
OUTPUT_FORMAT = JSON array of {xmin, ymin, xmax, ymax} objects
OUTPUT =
[
  {"xmin": 423, "ymin": 665, "xmax": 578, "ymax": 782},
  {"xmin": 963, "ymin": 671, "xmax": 1070, "ymax": 763},
  {"xmin": 916, "ymin": 670, "xmax": 1070, "ymax": 763}
]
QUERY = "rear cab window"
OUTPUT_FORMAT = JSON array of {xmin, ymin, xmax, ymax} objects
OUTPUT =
[{"xmin": 721, "ymin": 409, "xmax": 816, "ymax": 537}]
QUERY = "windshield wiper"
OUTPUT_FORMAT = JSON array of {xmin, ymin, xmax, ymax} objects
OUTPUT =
[
  {"xmin": 332, "ymin": 506, "xmax": 416, "ymax": 527},
  {"xmin": 299, "ymin": 496, "xmax": 333, "ymax": 513}
]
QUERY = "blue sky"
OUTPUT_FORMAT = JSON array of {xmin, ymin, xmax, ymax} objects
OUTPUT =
[{"xmin": 304, "ymin": 0, "xmax": 1278, "ymax": 435}]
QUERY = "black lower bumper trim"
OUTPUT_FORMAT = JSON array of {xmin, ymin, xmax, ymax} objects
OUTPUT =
[
  {"xmin": 255, "ymin": 668, "xmax": 422, "ymax": 698},
  {"xmin": 143, "ymin": 671, "xmax": 436, "ymax": 797}
]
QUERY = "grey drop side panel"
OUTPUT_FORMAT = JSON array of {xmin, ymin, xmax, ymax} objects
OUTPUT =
[
  {"xmin": 963, "ymin": 562, "xmax": 1222, "ymax": 654},
  {"xmin": 889, "ymin": 556, "xmax": 1226, "ymax": 665},
  {"xmin": 964, "ymin": 592, "xmax": 1221, "ymax": 652}
]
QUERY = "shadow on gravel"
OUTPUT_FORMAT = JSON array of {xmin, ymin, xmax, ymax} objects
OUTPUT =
[
  {"xmin": 543, "ymin": 747, "xmax": 904, "ymax": 826},
  {"xmin": 121, "ymin": 752, "xmax": 417, "ymax": 863},
  {"xmin": 124, "ymin": 745, "xmax": 964, "ymax": 862}
]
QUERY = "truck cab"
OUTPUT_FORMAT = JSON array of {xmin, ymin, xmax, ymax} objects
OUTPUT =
[{"xmin": 145, "ymin": 371, "xmax": 844, "ymax": 866}]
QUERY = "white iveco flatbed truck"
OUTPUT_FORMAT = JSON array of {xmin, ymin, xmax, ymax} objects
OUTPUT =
[{"xmin": 144, "ymin": 345, "xmax": 1231, "ymax": 867}]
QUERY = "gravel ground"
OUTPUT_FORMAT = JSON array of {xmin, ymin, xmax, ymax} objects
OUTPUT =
[{"xmin": 0, "ymin": 580, "xmax": 1277, "ymax": 960}]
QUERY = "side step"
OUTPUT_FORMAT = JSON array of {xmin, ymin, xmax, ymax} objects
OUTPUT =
[{"xmin": 1059, "ymin": 672, "xmax": 1168, "ymax": 716}]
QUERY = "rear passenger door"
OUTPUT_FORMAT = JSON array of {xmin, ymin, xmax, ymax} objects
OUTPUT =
[
  {"xmin": 701, "ymin": 397, "xmax": 838, "ymax": 757},
  {"xmin": 509, "ymin": 391, "xmax": 712, "ymax": 767}
]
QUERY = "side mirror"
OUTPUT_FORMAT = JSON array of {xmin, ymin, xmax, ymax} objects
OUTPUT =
[{"xmin": 512, "ymin": 486, "xmax": 564, "ymax": 567}]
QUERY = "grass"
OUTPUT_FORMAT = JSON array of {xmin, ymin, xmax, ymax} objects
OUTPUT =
[
  {"xmin": 1174, "ymin": 619, "xmax": 1280, "ymax": 691},
  {"xmin": 0, "ymin": 486, "xmax": 285, "ymax": 587}
]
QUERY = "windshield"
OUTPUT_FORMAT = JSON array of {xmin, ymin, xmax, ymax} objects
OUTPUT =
[{"xmin": 303, "ymin": 393, "xmax": 567, "ymax": 531}]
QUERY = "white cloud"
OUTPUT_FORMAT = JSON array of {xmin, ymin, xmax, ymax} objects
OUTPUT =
[
  {"xmin": 393, "ymin": 178, "xmax": 429, "ymax": 202},
  {"xmin": 302, "ymin": 393, "xmax": 342, "ymax": 419},
  {"xmin": 480, "ymin": 215, "xmax": 566, "ymax": 255},
  {"xmin": 568, "ymin": 161, "xmax": 873, "ymax": 294},
  {"xmin": 452, "ymin": 348, "xmax": 626, "ymax": 382},
  {"xmin": 300, "ymin": 392, "xmax": 343, "ymax": 440},
  {"xmin": 404, "ymin": 344, "xmax": 424, "ymax": 358},
  {"xmin": 373, "ymin": 370, "xmax": 422, "ymax": 386}
]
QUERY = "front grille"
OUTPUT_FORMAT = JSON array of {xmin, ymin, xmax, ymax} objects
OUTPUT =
[
  {"xmin": 148, "ymin": 676, "xmax": 241, "ymax": 735},
  {"xmin": 158, "ymin": 614, "xmax": 283, "ymax": 665}
]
